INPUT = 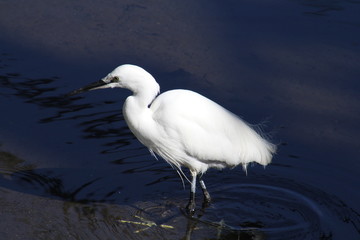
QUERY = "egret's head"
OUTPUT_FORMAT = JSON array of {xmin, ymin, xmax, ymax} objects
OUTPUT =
[{"xmin": 68, "ymin": 64, "xmax": 159, "ymax": 96}]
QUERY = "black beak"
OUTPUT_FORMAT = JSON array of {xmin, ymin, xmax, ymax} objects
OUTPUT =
[{"xmin": 67, "ymin": 80, "xmax": 107, "ymax": 96}]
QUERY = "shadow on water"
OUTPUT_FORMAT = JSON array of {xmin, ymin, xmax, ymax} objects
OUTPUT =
[{"xmin": 297, "ymin": 0, "xmax": 360, "ymax": 18}]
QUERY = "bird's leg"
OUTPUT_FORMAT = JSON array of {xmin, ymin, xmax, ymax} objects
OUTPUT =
[
  {"xmin": 199, "ymin": 179, "xmax": 211, "ymax": 203},
  {"xmin": 186, "ymin": 171, "xmax": 197, "ymax": 215}
]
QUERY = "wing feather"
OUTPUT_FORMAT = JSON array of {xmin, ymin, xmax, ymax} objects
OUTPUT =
[{"xmin": 150, "ymin": 90, "xmax": 276, "ymax": 171}]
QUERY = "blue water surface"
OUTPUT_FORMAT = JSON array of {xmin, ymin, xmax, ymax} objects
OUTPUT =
[{"xmin": 0, "ymin": 1, "xmax": 359, "ymax": 239}]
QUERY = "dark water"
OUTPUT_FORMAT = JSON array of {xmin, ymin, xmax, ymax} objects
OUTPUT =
[{"xmin": 0, "ymin": 1, "xmax": 359, "ymax": 239}]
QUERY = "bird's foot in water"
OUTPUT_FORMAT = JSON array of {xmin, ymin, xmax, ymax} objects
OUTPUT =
[
  {"xmin": 202, "ymin": 191, "xmax": 211, "ymax": 204},
  {"xmin": 186, "ymin": 200, "xmax": 196, "ymax": 216},
  {"xmin": 202, "ymin": 198, "xmax": 211, "ymax": 209},
  {"xmin": 186, "ymin": 200, "xmax": 211, "ymax": 216}
]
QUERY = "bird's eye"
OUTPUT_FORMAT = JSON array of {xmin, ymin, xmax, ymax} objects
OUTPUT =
[{"xmin": 111, "ymin": 76, "xmax": 120, "ymax": 82}]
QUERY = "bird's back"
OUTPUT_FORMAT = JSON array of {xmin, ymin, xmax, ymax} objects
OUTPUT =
[{"xmin": 149, "ymin": 89, "xmax": 276, "ymax": 173}]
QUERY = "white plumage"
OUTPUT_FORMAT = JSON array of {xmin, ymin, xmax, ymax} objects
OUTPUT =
[
  {"xmin": 147, "ymin": 89, "xmax": 274, "ymax": 173},
  {"xmin": 70, "ymin": 64, "xmax": 276, "ymax": 214}
]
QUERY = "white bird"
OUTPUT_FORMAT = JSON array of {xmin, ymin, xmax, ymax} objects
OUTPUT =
[{"xmin": 69, "ymin": 64, "xmax": 276, "ymax": 214}]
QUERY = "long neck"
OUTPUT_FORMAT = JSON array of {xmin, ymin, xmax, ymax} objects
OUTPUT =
[
  {"xmin": 122, "ymin": 93, "xmax": 156, "ymax": 146},
  {"xmin": 122, "ymin": 77, "xmax": 160, "ymax": 145},
  {"xmin": 133, "ymin": 90, "xmax": 157, "ymax": 108},
  {"xmin": 129, "ymin": 78, "xmax": 160, "ymax": 108}
]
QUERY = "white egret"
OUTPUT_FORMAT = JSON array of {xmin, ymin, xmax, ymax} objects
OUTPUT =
[{"xmin": 69, "ymin": 64, "xmax": 276, "ymax": 214}]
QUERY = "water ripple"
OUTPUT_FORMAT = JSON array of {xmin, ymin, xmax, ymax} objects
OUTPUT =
[{"xmin": 195, "ymin": 178, "xmax": 360, "ymax": 239}]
